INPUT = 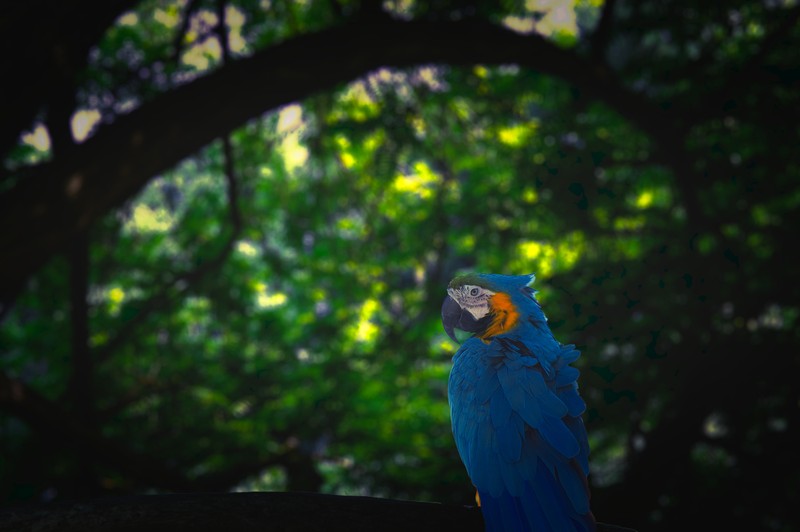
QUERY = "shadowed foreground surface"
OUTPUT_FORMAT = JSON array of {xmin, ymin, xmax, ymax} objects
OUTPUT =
[{"xmin": 0, "ymin": 492, "xmax": 635, "ymax": 532}]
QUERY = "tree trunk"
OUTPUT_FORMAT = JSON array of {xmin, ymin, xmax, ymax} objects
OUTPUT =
[{"xmin": 68, "ymin": 230, "xmax": 97, "ymax": 495}]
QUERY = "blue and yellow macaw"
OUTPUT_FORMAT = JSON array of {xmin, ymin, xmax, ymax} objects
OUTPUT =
[{"xmin": 442, "ymin": 273, "xmax": 595, "ymax": 532}]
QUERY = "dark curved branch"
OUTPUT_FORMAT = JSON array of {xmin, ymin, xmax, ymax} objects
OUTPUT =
[
  {"xmin": 68, "ymin": 230, "xmax": 97, "ymax": 492},
  {"xmin": 0, "ymin": 16, "xmax": 696, "ymax": 308},
  {"xmin": 0, "ymin": 0, "xmax": 139, "ymax": 162},
  {"xmin": 589, "ymin": 0, "xmax": 616, "ymax": 62}
]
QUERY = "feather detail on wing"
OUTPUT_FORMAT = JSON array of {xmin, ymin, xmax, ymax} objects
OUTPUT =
[{"xmin": 449, "ymin": 337, "xmax": 594, "ymax": 531}]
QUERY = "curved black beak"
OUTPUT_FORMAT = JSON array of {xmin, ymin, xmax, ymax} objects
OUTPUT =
[{"xmin": 441, "ymin": 295, "xmax": 492, "ymax": 343}]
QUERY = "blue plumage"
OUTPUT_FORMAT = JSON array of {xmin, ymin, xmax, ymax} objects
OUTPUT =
[{"xmin": 444, "ymin": 273, "xmax": 595, "ymax": 532}]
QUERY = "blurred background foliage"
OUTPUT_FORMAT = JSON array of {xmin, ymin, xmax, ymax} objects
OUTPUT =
[{"xmin": 1, "ymin": 0, "xmax": 799, "ymax": 531}]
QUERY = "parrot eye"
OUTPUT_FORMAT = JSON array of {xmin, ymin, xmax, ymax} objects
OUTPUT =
[{"xmin": 470, "ymin": 287, "xmax": 480, "ymax": 296}]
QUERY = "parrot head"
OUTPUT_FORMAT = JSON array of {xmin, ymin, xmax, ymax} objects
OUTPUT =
[{"xmin": 441, "ymin": 273, "xmax": 537, "ymax": 343}]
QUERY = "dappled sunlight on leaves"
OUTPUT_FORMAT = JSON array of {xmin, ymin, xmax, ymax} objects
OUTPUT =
[
  {"xmin": 252, "ymin": 282, "xmax": 288, "ymax": 310},
  {"xmin": 128, "ymin": 204, "xmax": 175, "ymax": 233},
  {"xmin": 21, "ymin": 124, "xmax": 51, "ymax": 153},
  {"xmin": 71, "ymin": 109, "xmax": 102, "ymax": 143},
  {"xmin": 390, "ymin": 161, "xmax": 441, "ymax": 200}
]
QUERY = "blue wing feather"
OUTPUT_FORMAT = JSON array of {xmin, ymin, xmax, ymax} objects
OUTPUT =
[
  {"xmin": 538, "ymin": 388, "xmax": 569, "ymax": 418},
  {"xmin": 539, "ymin": 415, "xmax": 580, "ymax": 457},
  {"xmin": 524, "ymin": 367, "xmax": 548, "ymax": 396},
  {"xmin": 516, "ymin": 391, "xmax": 543, "ymax": 427},
  {"xmin": 495, "ymin": 416, "xmax": 523, "ymax": 462},
  {"xmin": 557, "ymin": 344, "xmax": 581, "ymax": 365},
  {"xmin": 559, "ymin": 386, "xmax": 587, "ymax": 417},
  {"xmin": 555, "ymin": 460, "xmax": 591, "ymax": 514},
  {"xmin": 449, "ymin": 322, "xmax": 594, "ymax": 532},
  {"xmin": 564, "ymin": 416, "xmax": 591, "ymax": 475},
  {"xmin": 556, "ymin": 366, "xmax": 580, "ymax": 386},
  {"xmin": 490, "ymin": 386, "xmax": 513, "ymax": 428},
  {"xmin": 476, "ymin": 367, "xmax": 501, "ymax": 403}
]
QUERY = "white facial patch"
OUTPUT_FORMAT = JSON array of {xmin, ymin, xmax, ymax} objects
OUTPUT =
[{"xmin": 448, "ymin": 285, "xmax": 495, "ymax": 320}]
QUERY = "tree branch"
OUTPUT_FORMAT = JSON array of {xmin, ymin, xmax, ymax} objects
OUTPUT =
[
  {"xmin": 589, "ymin": 0, "xmax": 616, "ymax": 62},
  {"xmin": 0, "ymin": 17, "xmax": 695, "ymax": 308},
  {"xmin": 68, "ymin": 230, "xmax": 98, "ymax": 493},
  {"xmin": 0, "ymin": 0, "xmax": 139, "ymax": 161}
]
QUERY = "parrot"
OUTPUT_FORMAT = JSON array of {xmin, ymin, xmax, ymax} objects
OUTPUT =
[{"xmin": 442, "ymin": 273, "xmax": 595, "ymax": 532}]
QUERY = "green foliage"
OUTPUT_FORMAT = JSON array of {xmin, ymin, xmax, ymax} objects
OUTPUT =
[{"xmin": 2, "ymin": 1, "xmax": 799, "ymax": 531}]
